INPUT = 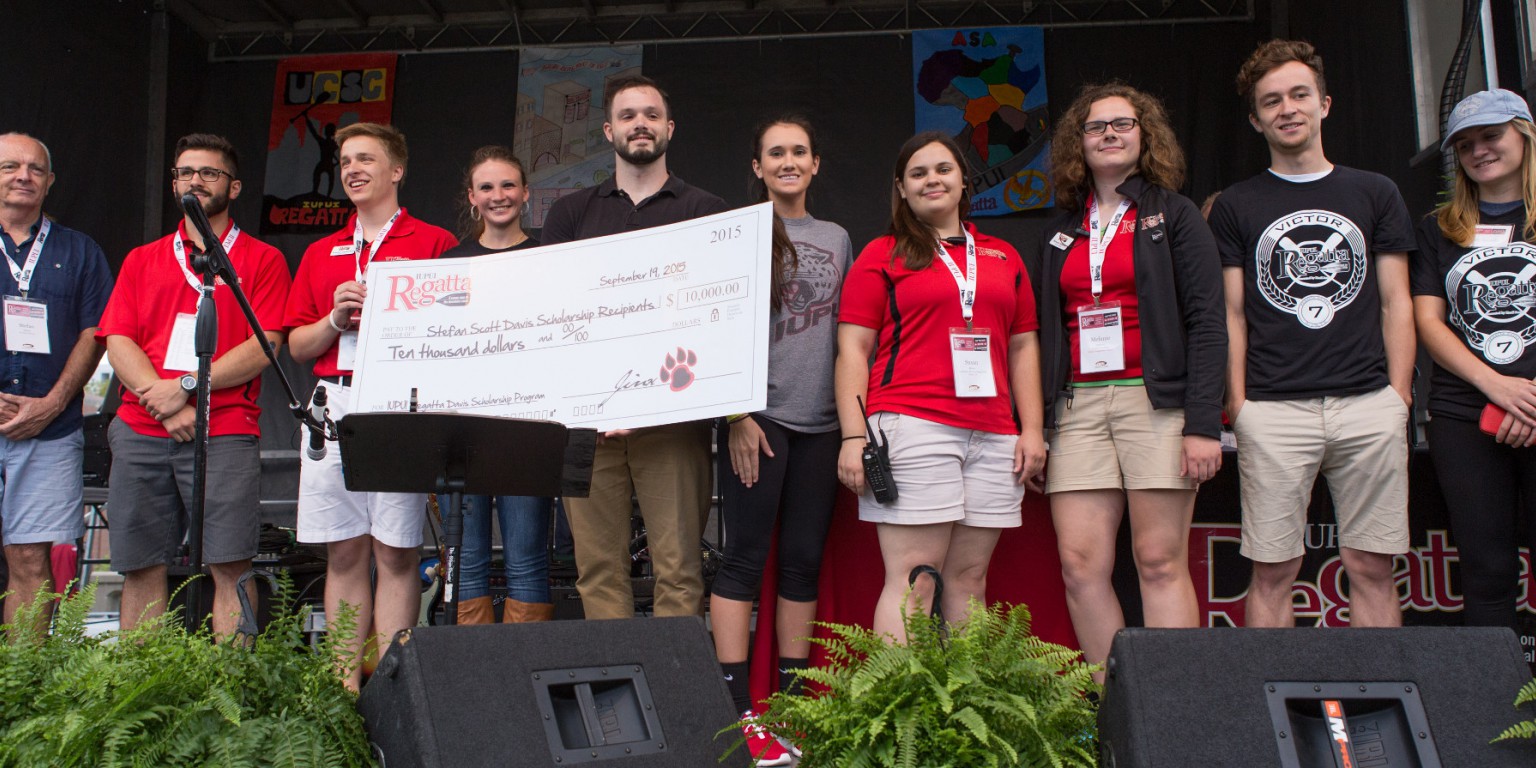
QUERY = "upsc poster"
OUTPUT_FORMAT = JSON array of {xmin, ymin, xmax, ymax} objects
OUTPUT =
[{"xmin": 261, "ymin": 53, "xmax": 398, "ymax": 235}]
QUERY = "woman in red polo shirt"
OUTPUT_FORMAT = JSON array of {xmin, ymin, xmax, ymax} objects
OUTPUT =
[
  {"xmin": 835, "ymin": 131, "xmax": 1047, "ymax": 643},
  {"xmin": 1030, "ymin": 83, "xmax": 1225, "ymax": 677}
]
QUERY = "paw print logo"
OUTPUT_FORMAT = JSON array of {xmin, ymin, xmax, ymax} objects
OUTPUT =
[{"xmin": 659, "ymin": 347, "xmax": 697, "ymax": 392}]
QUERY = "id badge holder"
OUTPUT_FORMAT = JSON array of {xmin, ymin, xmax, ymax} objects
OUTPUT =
[
  {"xmin": 2, "ymin": 295, "xmax": 49, "ymax": 354},
  {"xmin": 163, "ymin": 312, "xmax": 199, "ymax": 372},
  {"xmin": 949, "ymin": 327, "xmax": 997, "ymax": 398},
  {"xmin": 1077, "ymin": 301, "xmax": 1125, "ymax": 375},
  {"xmin": 336, "ymin": 330, "xmax": 359, "ymax": 371}
]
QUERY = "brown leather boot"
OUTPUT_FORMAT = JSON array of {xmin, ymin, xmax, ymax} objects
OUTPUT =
[
  {"xmin": 457, "ymin": 595, "xmax": 495, "ymax": 625},
  {"xmin": 502, "ymin": 598, "xmax": 555, "ymax": 623}
]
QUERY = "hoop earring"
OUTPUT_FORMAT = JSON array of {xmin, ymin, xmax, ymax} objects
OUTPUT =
[{"xmin": 470, "ymin": 207, "xmax": 481, "ymax": 222}]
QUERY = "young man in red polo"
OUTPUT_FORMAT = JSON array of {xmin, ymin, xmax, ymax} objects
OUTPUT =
[
  {"xmin": 284, "ymin": 122, "xmax": 456, "ymax": 689},
  {"xmin": 100, "ymin": 133, "xmax": 291, "ymax": 638}
]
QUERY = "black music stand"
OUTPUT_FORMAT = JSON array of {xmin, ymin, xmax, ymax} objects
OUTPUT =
[{"xmin": 334, "ymin": 412, "xmax": 596, "ymax": 624}]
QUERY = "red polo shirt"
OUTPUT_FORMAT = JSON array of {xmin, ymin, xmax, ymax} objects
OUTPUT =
[
  {"xmin": 283, "ymin": 209, "xmax": 457, "ymax": 377},
  {"xmin": 838, "ymin": 224, "xmax": 1038, "ymax": 434},
  {"xmin": 97, "ymin": 222, "xmax": 292, "ymax": 437},
  {"xmin": 1060, "ymin": 204, "xmax": 1144, "ymax": 381}
]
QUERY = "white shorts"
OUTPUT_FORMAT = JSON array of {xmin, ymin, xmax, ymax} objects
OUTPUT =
[
  {"xmin": 297, "ymin": 381, "xmax": 426, "ymax": 549},
  {"xmin": 857, "ymin": 412, "xmax": 1025, "ymax": 528}
]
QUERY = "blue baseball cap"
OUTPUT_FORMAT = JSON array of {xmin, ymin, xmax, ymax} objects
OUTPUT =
[{"xmin": 1442, "ymin": 89, "xmax": 1533, "ymax": 151}]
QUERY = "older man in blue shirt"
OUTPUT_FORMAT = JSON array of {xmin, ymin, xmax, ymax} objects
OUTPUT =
[{"xmin": 0, "ymin": 132, "xmax": 113, "ymax": 635}]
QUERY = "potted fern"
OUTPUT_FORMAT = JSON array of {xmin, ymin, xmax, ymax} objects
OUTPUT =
[
  {"xmin": 0, "ymin": 580, "xmax": 374, "ymax": 767},
  {"xmin": 740, "ymin": 599, "xmax": 1099, "ymax": 767},
  {"xmin": 1495, "ymin": 678, "xmax": 1536, "ymax": 743}
]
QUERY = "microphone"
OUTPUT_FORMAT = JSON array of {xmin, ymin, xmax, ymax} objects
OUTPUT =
[
  {"xmin": 306, "ymin": 386, "xmax": 329, "ymax": 462},
  {"xmin": 179, "ymin": 193, "xmax": 237, "ymax": 285}
]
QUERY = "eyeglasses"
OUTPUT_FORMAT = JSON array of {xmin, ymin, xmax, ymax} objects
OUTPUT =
[
  {"xmin": 170, "ymin": 166, "xmax": 234, "ymax": 183},
  {"xmin": 1082, "ymin": 118, "xmax": 1139, "ymax": 136}
]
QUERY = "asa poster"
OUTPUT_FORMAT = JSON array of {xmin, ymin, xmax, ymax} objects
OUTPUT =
[
  {"xmin": 261, "ymin": 53, "xmax": 398, "ymax": 235},
  {"xmin": 513, "ymin": 46, "xmax": 642, "ymax": 229},
  {"xmin": 913, "ymin": 28, "xmax": 1053, "ymax": 216}
]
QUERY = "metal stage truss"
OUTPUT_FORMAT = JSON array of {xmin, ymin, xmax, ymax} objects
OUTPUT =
[{"xmin": 163, "ymin": 0, "xmax": 1254, "ymax": 61}]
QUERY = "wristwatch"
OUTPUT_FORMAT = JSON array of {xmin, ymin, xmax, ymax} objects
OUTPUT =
[{"xmin": 179, "ymin": 373, "xmax": 197, "ymax": 393}]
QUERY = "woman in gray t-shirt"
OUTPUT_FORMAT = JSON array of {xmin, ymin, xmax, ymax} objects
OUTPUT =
[{"xmin": 709, "ymin": 115, "xmax": 851, "ymax": 764}]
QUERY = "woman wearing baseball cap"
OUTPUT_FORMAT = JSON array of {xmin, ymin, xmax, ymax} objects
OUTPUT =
[{"xmin": 1411, "ymin": 88, "xmax": 1536, "ymax": 630}]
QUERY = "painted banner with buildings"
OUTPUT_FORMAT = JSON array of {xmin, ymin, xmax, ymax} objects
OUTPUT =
[
  {"xmin": 260, "ymin": 53, "xmax": 398, "ymax": 235},
  {"xmin": 514, "ymin": 46, "xmax": 643, "ymax": 230},
  {"xmin": 912, "ymin": 28, "xmax": 1053, "ymax": 216}
]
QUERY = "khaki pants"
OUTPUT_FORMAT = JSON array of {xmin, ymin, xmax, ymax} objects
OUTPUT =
[{"xmin": 564, "ymin": 421, "xmax": 712, "ymax": 619}]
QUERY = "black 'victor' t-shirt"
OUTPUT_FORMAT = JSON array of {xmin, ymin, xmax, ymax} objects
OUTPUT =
[
  {"xmin": 1411, "ymin": 204, "xmax": 1536, "ymax": 422},
  {"xmin": 1209, "ymin": 167, "xmax": 1415, "ymax": 399}
]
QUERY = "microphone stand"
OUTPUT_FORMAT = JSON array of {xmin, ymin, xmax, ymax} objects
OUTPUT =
[{"xmin": 178, "ymin": 194, "xmax": 333, "ymax": 633}]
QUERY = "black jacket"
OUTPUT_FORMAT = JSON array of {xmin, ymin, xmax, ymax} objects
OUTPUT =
[{"xmin": 1026, "ymin": 176, "xmax": 1227, "ymax": 438}]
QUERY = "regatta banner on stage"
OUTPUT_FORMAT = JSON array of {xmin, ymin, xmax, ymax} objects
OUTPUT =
[
  {"xmin": 912, "ymin": 27, "xmax": 1053, "ymax": 216},
  {"xmin": 514, "ymin": 46, "xmax": 642, "ymax": 230},
  {"xmin": 261, "ymin": 53, "xmax": 398, "ymax": 235}
]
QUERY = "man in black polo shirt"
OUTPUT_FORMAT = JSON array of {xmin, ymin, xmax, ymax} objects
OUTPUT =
[{"xmin": 542, "ymin": 75, "xmax": 727, "ymax": 619}]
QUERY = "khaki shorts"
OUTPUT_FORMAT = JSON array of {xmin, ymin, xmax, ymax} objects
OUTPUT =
[
  {"xmin": 1045, "ymin": 384, "xmax": 1195, "ymax": 494},
  {"xmin": 857, "ymin": 412, "xmax": 1025, "ymax": 528},
  {"xmin": 1233, "ymin": 385, "xmax": 1410, "ymax": 562}
]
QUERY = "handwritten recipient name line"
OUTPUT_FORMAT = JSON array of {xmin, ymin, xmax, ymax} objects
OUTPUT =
[{"xmin": 392, "ymin": 300, "xmax": 667, "ymax": 342}]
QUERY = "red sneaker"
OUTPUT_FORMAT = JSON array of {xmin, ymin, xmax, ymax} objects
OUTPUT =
[{"xmin": 739, "ymin": 711, "xmax": 791, "ymax": 766}]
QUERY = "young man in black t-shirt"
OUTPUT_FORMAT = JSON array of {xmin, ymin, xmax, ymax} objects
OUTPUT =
[{"xmin": 1209, "ymin": 40, "xmax": 1417, "ymax": 628}]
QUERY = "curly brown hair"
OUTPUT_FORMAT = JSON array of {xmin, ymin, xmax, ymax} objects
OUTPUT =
[
  {"xmin": 1048, "ymin": 82, "xmax": 1186, "ymax": 211},
  {"xmin": 1236, "ymin": 39, "xmax": 1326, "ymax": 114}
]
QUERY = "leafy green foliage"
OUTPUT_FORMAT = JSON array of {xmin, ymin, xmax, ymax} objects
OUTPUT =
[
  {"xmin": 739, "ymin": 600, "xmax": 1099, "ymax": 768},
  {"xmin": 0, "ymin": 579, "xmax": 375, "ymax": 767},
  {"xmin": 1494, "ymin": 677, "xmax": 1536, "ymax": 743}
]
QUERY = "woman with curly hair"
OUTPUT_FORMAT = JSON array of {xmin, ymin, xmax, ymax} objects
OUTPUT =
[{"xmin": 1027, "ymin": 83, "xmax": 1225, "ymax": 675}]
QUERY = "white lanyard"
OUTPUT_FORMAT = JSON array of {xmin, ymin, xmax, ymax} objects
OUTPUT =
[
  {"xmin": 353, "ymin": 208, "xmax": 402, "ymax": 284},
  {"xmin": 172, "ymin": 223, "xmax": 241, "ymax": 293},
  {"xmin": 933, "ymin": 230, "xmax": 977, "ymax": 329},
  {"xmin": 1086, "ymin": 194, "xmax": 1132, "ymax": 303},
  {"xmin": 4, "ymin": 218, "xmax": 50, "ymax": 297}
]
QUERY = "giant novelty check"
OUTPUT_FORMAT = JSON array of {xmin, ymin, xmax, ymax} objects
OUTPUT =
[{"xmin": 350, "ymin": 203, "xmax": 772, "ymax": 431}]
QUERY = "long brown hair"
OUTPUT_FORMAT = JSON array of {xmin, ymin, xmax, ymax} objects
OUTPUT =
[
  {"xmin": 457, "ymin": 145, "xmax": 527, "ymax": 242},
  {"xmin": 751, "ymin": 116, "xmax": 818, "ymax": 311},
  {"xmin": 1436, "ymin": 119, "xmax": 1536, "ymax": 246},
  {"xmin": 1049, "ymin": 82, "xmax": 1186, "ymax": 211},
  {"xmin": 888, "ymin": 131, "xmax": 971, "ymax": 271}
]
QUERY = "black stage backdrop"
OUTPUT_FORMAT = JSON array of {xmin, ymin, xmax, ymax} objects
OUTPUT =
[{"xmin": 3, "ymin": 1, "xmax": 1452, "ymax": 503}]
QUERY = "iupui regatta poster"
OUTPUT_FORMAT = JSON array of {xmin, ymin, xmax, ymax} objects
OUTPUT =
[{"xmin": 261, "ymin": 53, "xmax": 398, "ymax": 235}]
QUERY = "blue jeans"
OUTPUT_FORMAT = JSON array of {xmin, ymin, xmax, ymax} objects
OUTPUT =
[{"xmin": 460, "ymin": 495, "xmax": 553, "ymax": 603}]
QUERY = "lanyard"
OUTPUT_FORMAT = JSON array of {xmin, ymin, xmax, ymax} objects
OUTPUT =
[
  {"xmin": 1086, "ymin": 194, "xmax": 1132, "ymax": 304},
  {"xmin": 933, "ymin": 229, "xmax": 977, "ymax": 330},
  {"xmin": 353, "ymin": 208, "xmax": 402, "ymax": 284},
  {"xmin": 4, "ymin": 218, "xmax": 50, "ymax": 297},
  {"xmin": 172, "ymin": 222, "xmax": 241, "ymax": 293}
]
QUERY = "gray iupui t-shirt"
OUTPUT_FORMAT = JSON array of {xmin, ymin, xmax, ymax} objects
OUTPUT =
[{"xmin": 761, "ymin": 214, "xmax": 852, "ymax": 432}]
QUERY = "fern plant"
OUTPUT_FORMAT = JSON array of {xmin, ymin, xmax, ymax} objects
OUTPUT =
[
  {"xmin": 1494, "ymin": 678, "xmax": 1536, "ymax": 743},
  {"xmin": 739, "ymin": 600, "xmax": 1099, "ymax": 768},
  {"xmin": 0, "ymin": 579, "xmax": 375, "ymax": 767}
]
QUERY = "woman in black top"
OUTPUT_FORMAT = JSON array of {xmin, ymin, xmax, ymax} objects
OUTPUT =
[
  {"xmin": 440, "ymin": 146, "xmax": 551, "ymax": 625},
  {"xmin": 1029, "ymin": 83, "xmax": 1225, "ymax": 676},
  {"xmin": 1412, "ymin": 89, "xmax": 1536, "ymax": 630}
]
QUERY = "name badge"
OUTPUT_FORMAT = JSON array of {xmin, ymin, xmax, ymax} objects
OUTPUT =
[
  {"xmin": 164, "ymin": 312, "xmax": 199, "ymax": 372},
  {"xmin": 336, "ymin": 330, "xmax": 358, "ymax": 371},
  {"xmin": 1472, "ymin": 224, "xmax": 1514, "ymax": 248},
  {"xmin": 330, "ymin": 244, "xmax": 356, "ymax": 257},
  {"xmin": 1077, "ymin": 302, "xmax": 1125, "ymax": 374},
  {"xmin": 1050, "ymin": 231, "xmax": 1075, "ymax": 250},
  {"xmin": 949, "ymin": 328, "xmax": 997, "ymax": 398},
  {"xmin": 3, "ymin": 296, "xmax": 49, "ymax": 354}
]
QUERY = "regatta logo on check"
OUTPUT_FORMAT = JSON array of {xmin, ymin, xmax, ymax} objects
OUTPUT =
[
  {"xmin": 382, "ymin": 273, "xmax": 473, "ymax": 311},
  {"xmin": 952, "ymin": 337, "xmax": 989, "ymax": 352}
]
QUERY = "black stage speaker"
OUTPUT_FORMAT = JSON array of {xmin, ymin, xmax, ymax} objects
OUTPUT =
[
  {"xmin": 357, "ymin": 616, "xmax": 749, "ymax": 767},
  {"xmin": 1098, "ymin": 628, "xmax": 1536, "ymax": 767}
]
